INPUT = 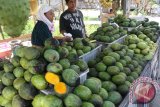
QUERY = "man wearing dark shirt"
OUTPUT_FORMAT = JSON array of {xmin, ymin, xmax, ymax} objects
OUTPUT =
[{"xmin": 60, "ymin": 0, "xmax": 86, "ymax": 39}]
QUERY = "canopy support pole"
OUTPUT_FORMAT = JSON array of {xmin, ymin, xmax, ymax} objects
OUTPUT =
[
  {"xmin": 0, "ymin": 25, "xmax": 5, "ymax": 40},
  {"xmin": 48, "ymin": 0, "xmax": 51, "ymax": 6},
  {"xmin": 61, "ymin": 0, "xmax": 65, "ymax": 12}
]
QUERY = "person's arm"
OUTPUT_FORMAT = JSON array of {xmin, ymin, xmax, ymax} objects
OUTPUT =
[
  {"xmin": 59, "ymin": 14, "xmax": 72, "ymax": 41},
  {"xmin": 59, "ymin": 14, "xmax": 67, "ymax": 36}
]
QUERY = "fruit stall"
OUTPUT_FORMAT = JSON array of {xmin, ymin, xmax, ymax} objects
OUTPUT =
[
  {"xmin": 0, "ymin": 0, "xmax": 160, "ymax": 107},
  {"xmin": 0, "ymin": 15, "xmax": 160, "ymax": 106}
]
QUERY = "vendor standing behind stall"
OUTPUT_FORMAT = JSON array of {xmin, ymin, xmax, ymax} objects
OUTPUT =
[
  {"xmin": 59, "ymin": 0, "xmax": 86, "ymax": 39},
  {"xmin": 31, "ymin": 5, "xmax": 55, "ymax": 47}
]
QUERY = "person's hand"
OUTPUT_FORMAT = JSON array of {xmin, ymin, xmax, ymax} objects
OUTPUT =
[
  {"xmin": 64, "ymin": 36, "xmax": 72, "ymax": 42},
  {"xmin": 64, "ymin": 33, "xmax": 73, "ymax": 41}
]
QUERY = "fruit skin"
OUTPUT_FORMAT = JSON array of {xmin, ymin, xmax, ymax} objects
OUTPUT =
[
  {"xmin": 44, "ymin": 49, "xmax": 60, "ymax": 63},
  {"xmin": 0, "ymin": 70, "xmax": 5, "ymax": 80},
  {"xmin": 24, "ymin": 70, "xmax": 33, "ymax": 82},
  {"xmin": 95, "ymin": 62, "xmax": 106, "ymax": 72},
  {"xmin": 82, "ymin": 102, "xmax": 94, "ymax": 107},
  {"xmin": 74, "ymin": 85, "xmax": 92, "ymax": 101},
  {"xmin": 99, "ymin": 88, "xmax": 108, "ymax": 100},
  {"xmin": 89, "ymin": 94, "xmax": 103, "ymax": 107},
  {"xmin": 2, "ymin": 72, "xmax": 15, "ymax": 86},
  {"xmin": 14, "ymin": 46, "xmax": 25, "ymax": 57},
  {"xmin": 118, "ymin": 84, "xmax": 129, "ymax": 95},
  {"xmin": 28, "ymin": 59, "xmax": 47, "ymax": 74},
  {"xmin": 4, "ymin": 101, "xmax": 12, "ymax": 107},
  {"xmin": 57, "ymin": 47, "xmax": 69, "ymax": 59},
  {"xmin": 31, "ymin": 74, "xmax": 48, "ymax": 90},
  {"xmin": 108, "ymin": 52, "xmax": 120, "ymax": 61},
  {"xmin": 43, "ymin": 95, "xmax": 63, "ymax": 107},
  {"xmin": 3, "ymin": 62, "xmax": 14, "ymax": 73},
  {"xmin": 83, "ymin": 46, "xmax": 91, "ymax": 53},
  {"xmin": 103, "ymin": 101, "xmax": 115, "ymax": 107},
  {"xmin": 88, "ymin": 68, "xmax": 99, "ymax": 77},
  {"xmin": 12, "ymin": 95, "xmax": 31, "ymax": 107},
  {"xmin": 32, "ymin": 94, "xmax": 45, "ymax": 107},
  {"xmin": 110, "ymin": 43, "xmax": 123, "ymax": 51},
  {"xmin": 0, "ymin": 95, "xmax": 10, "ymax": 106},
  {"xmin": 130, "ymin": 72, "xmax": 139, "ymax": 79},
  {"xmin": 44, "ymin": 37, "xmax": 60, "ymax": 48},
  {"xmin": 70, "ymin": 65, "xmax": 80, "ymax": 74},
  {"xmin": 2, "ymin": 86, "xmax": 17, "ymax": 101},
  {"xmin": 102, "ymin": 81, "xmax": 117, "ymax": 92},
  {"xmin": 137, "ymin": 42, "xmax": 147, "ymax": 50},
  {"xmin": 47, "ymin": 63, "xmax": 63, "ymax": 74},
  {"xmin": 112, "ymin": 74, "xmax": 126, "ymax": 85},
  {"xmin": 88, "ymin": 60, "xmax": 97, "ymax": 68},
  {"xmin": 107, "ymin": 91, "xmax": 122, "ymax": 105},
  {"xmin": 13, "ymin": 78, "xmax": 26, "ymax": 90},
  {"xmin": 62, "ymin": 69, "xmax": 79, "ymax": 87},
  {"xmin": 103, "ymin": 56, "xmax": 116, "ymax": 66},
  {"xmin": 13, "ymin": 67, "xmax": 24, "ymax": 78},
  {"xmin": 0, "ymin": 81, "xmax": 5, "ymax": 94},
  {"xmin": 64, "ymin": 93, "xmax": 82, "ymax": 107},
  {"xmin": 18, "ymin": 83, "xmax": 38, "ymax": 100},
  {"xmin": 115, "ymin": 62, "xmax": 124, "ymax": 71},
  {"xmin": 59, "ymin": 59, "xmax": 70, "ymax": 69},
  {"xmin": 20, "ymin": 58, "xmax": 29, "ymax": 69},
  {"xmin": 126, "ymin": 76, "xmax": 135, "ymax": 83},
  {"xmin": 98, "ymin": 72, "xmax": 111, "ymax": 81},
  {"xmin": 107, "ymin": 66, "xmax": 120, "ymax": 76},
  {"xmin": 11, "ymin": 56, "xmax": 20, "ymax": 67},
  {"xmin": 23, "ymin": 47, "xmax": 40, "ymax": 60},
  {"xmin": 84, "ymin": 77, "xmax": 102, "ymax": 94},
  {"xmin": 76, "ymin": 60, "xmax": 88, "ymax": 71}
]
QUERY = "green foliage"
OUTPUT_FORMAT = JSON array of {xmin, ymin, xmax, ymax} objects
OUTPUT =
[{"xmin": 0, "ymin": 0, "xmax": 30, "ymax": 37}]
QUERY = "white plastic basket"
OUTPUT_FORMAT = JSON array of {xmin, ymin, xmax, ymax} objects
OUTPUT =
[
  {"xmin": 79, "ymin": 69, "xmax": 89, "ymax": 84},
  {"xmin": 97, "ymin": 34, "xmax": 128, "ymax": 49},
  {"xmin": 121, "ymin": 24, "xmax": 142, "ymax": 32},
  {"xmin": 79, "ymin": 45, "xmax": 102, "ymax": 63}
]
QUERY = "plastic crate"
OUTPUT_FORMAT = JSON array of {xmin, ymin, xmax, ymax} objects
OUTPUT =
[
  {"xmin": 97, "ymin": 34, "xmax": 127, "ymax": 49},
  {"xmin": 79, "ymin": 69, "xmax": 89, "ymax": 84},
  {"xmin": 79, "ymin": 45, "xmax": 102, "ymax": 63},
  {"xmin": 140, "ymin": 61, "xmax": 151, "ymax": 77},
  {"xmin": 121, "ymin": 24, "xmax": 142, "ymax": 32},
  {"xmin": 150, "ymin": 50, "xmax": 159, "ymax": 78}
]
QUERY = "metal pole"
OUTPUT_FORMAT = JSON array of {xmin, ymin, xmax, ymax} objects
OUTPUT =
[
  {"xmin": 49, "ymin": 0, "xmax": 50, "ymax": 6},
  {"xmin": 61, "ymin": 0, "xmax": 65, "ymax": 12},
  {"xmin": 0, "ymin": 25, "xmax": 5, "ymax": 40}
]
